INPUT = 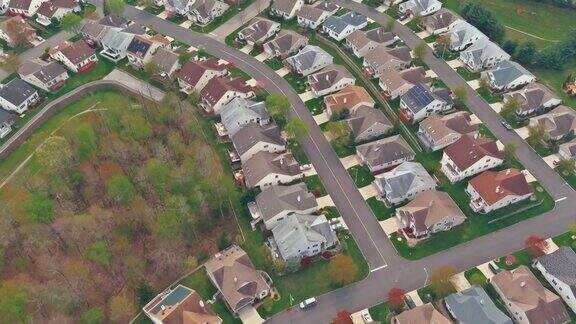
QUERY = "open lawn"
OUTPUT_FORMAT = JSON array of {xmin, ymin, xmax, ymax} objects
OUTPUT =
[
  {"xmin": 283, "ymin": 73, "xmax": 307, "ymax": 94},
  {"xmin": 305, "ymin": 97, "xmax": 325, "ymax": 115},
  {"xmin": 288, "ymin": 140, "xmax": 310, "ymax": 165},
  {"xmin": 477, "ymin": 87, "xmax": 503, "ymax": 104},
  {"xmin": 303, "ymin": 174, "xmax": 327, "ymax": 197},
  {"xmin": 265, "ymin": 57, "xmax": 284, "ymax": 71},
  {"xmin": 369, "ymin": 302, "xmax": 393, "ymax": 324},
  {"xmin": 456, "ymin": 67, "xmax": 480, "ymax": 81},
  {"xmin": 367, "ymin": 197, "xmax": 396, "ymax": 221},
  {"xmin": 347, "ymin": 165, "xmax": 375, "ymax": 188},
  {"xmin": 331, "ymin": 138, "xmax": 356, "ymax": 158}
]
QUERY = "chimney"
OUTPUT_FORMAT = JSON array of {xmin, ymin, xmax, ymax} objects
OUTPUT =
[
  {"xmin": 297, "ymin": 195, "xmax": 301, "ymax": 202},
  {"xmin": 480, "ymin": 299, "xmax": 484, "ymax": 305},
  {"xmin": 199, "ymin": 300, "xmax": 205, "ymax": 308},
  {"xmin": 495, "ymin": 186, "xmax": 500, "ymax": 193},
  {"xmin": 520, "ymin": 281, "xmax": 526, "ymax": 288},
  {"xmin": 343, "ymin": 97, "xmax": 347, "ymax": 104},
  {"xmin": 506, "ymin": 169, "xmax": 511, "ymax": 175},
  {"xmin": 326, "ymin": 74, "xmax": 330, "ymax": 82},
  {"xmin": 234, "ymin": 276, "xmax": 238, "ymax": 284}
]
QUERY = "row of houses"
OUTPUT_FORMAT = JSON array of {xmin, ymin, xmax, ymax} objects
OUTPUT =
[
  {"xmin": 0, "ymin": 0, "xmax": 79, "ymax": 18},
  {"xmin": 157, "ymin": 0, "xmax": 231, "ymax": 26}
]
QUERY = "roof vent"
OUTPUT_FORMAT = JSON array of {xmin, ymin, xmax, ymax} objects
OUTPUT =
[
  {"xmin": 297, "ymin": 195, "xmax": 301, "ymax": 202},
  {"xmin": 495, "ymin": 186, "xmax": 501, "ymax": 193},
  {"xmin": 199, "ymin": 300, "xmax": 205, "ymax": 308},
  {"xmin": 506, "ymin": 169, "xmax": 511, "ymax": 175},
  {"xmin": 520, "ymin": 281, "xmax": 526, "ymax": 288}
]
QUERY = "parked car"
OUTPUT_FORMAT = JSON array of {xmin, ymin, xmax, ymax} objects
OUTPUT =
[
  {"xmin": 488, "ymin": 261, "xmax": 501, "ymax": 274},
  {"xmin": 501, "ymin": 121, "xmax": 513, "ymax": 130},
  {"xmin": 404, "ymin": 294, "xmax": 416, "ymax": 309},
  {"xmin": 299, "ymin": 297, "xmax": 318, "ymax": 310}
]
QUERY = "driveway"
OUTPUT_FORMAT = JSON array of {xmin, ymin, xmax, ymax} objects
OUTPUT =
[
  {"xmin": 340, "ymin": 155, "xmax": 361, "ymax": 168},
  {"xmin": 313, "ymin": 111, "xmax": 329, "ymax": 125},
  {"xmin": 515, "ymin": 126, "xmax": 529, "ymax": 139},
  {"xmin": 299, "ymin": 91, "xmax": 315, "ymax": 102},
  {"xmin": 275, "ymin": 67, "xmax": 290, "ymax": 77},
  {"xmin": 467, "ymin": 80, "xmax": 481, "ymax": 89},
  {"xmin": 447, "ymin": 59, "xmax": 464, "ymax": 69},
  {"xmin": 489, "ymin": 102, "xmax": 503, "ymax": 113},
  {"xmin": 316, "ymin": 195, "xmax": 335, "ymax": 208},
  {"xmin": 238, "ymin": 306, "xmax": 264, "ymax": 324},
  {"xmin": 380, "ymin": 217, "xmax": 399, "ymax": 236},
  {"xmin": 103, "ymin": 69, "xmax": 164, "ymax": 101},
  {"xmin": 452, "ymin": 272, "xmax": 471, "ymax": 292},
  {"xmin": 359, "ymin": 184, "xmax": 379, "ymax": 199}
]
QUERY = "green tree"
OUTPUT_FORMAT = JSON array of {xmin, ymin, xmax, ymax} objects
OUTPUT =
[
  {"xmin": 514, "ymin": 42, "xmax": 537, "ymax": 65},
  {"xmin": 85, "ymin": 240, "xmax": 110, "ymax": 267},
  {"xmin": 265, "ymin": 93, "xmax": 291, "ymax": 118},
  {"xmin": 557, "ymin": 158, "xmax": 576, "ymax": 175},
  {"xmin": 105, "ymin": 0, "xmax": 125, "ymax": 16},
  {"xmin": 24, "ymin": 192, "xmax": 55, "ymax": 224},
  {"xmin": 435, "ymin": 34, "xmax": 451, "ymax": 58},
  {"xmin": 106, "ymin": 174, "xmax": 136, "ymax": 205},
  {"xmin": 189, "ymin": 90, "xmax": 201, "ymax": 106},
  {"xmin": 79, "ymin": 307, "xmax": 104, "ymax": 324},
  {"xmin": 527, "ymin": 123, "xmax": 548, "ymax": 147},
  {"xmin": 184, "ymin": 256, "xmax": 198, "ymax": 271},
  {"xmin": 145, "ymin": 159, "xmax": 171, "ymax": 194},
  {"xmin": 413, "ymin": 41, "xmax": 427, "ymax": 60},
  {"xmin": 0, "ymin": 278, "xmax": 29, "ymax": 323},
  {"xmin": 327, "ymin": 120, "xmax": 351, "ymax": 140},
  {"xmin": 0, "ymin": 53, "xmax": 21, "ymax": 74},
  {"xmin": 429, "ymin": 265, "xmax": 457, "ymax": 297},
  {"xmin": 262, "ymin": 296, "xmax": 274, "ymax": 312},
  {"xmin": 461, "ymin": 3, "xmax": 505, "ymax": 42},
  {"xmin": 569, "ymin": 223, "xmax": 576, "ymax": 236},
  {"xmin": 109, "ymin": 294, "xmax": 134, "ymax": 323},
  {"xmin": 453, "ymin": 86, "xmax": 468, "ymax": 106},
  {"xmin": 284, "ymin": 119, "xmax": 310, "ymax": 139},
  {"xmin": 503, "ymin": 142, "xmax": 518, "ymax": 161},
  {"xmin": 143, "ymin": 61, "xmax": 159, "ymax": 79},
  {"xmin": 60, "ymin": 13, "xmax": 83, "ymax": 34},
  {"xmin": 178, "ymin": 52, "xmax": 192, "ymax": 65},
  {"xmin": 411, "ymin": 13, "xmax": 422, "ymax": 26},
  {"xmin": 500, "ymin": 97, "xmax": 521, "ymax": 121}
]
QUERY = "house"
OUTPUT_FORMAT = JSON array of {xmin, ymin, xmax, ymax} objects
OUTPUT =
[
  {"xmin": 356, "ymin": 135, "xmax": 416, "ymax": 174},
  {"xmin": 100, "ymin": 29, "xmax": 136, "ymax": 62},
  {"xmin": 399, "ymin": 0, "xmax": 442, "ymax": 17},
  {"xmin": 440, "ymin": 134, "xmax": 504, "ymax": 183},
  {"xmin": 374, "ymin": 161, "xmax": 436, "ymax": 205},
  {"xmin": 0, "ymin": 0, "xmax": 8, "ymax": 14},
  {"xmin": 0, "ymin": 16, "xmax": 37, "ymax": 47},
  {"xmin": 126, "ymin": 35, "xmax": 165, "ymax": 69},
  {"xmin": 263, "ymin": 30, "xmax": 308, "ymax": 59},
  {"xmin": 417, "ymin": 111, "xmax": 478, "ymax": 151},
  {"xmin": 0, "ymin": 109, "xmax": 15, "ymax": 139},
  {"xmin": 322, "ymin": 11, "xmax": 367, "ymax": 41},
  {"xmin": 199, "ymin": 77, "xmax": 254, "ymax": 114},
  {"xmin": 270, "ymin": 0, "xmax": 304, "ymax": 20},
  {"xmin": 396, "ymin": 190, "xmax": 466, "ymax": 239},
  {"xmin": 7, "ymin": 0, "xmax": 47, "ymax": 17},
  {"xmin": 18, "ymin": 59, "xmax": 68, "ymax": 93},
  {"xmin": 249, "ymin": 182, "xmax": 318, "ymax": 230},
  {"xmin": 324, "ymin": 85, "xmax": 375, "ymax": 117},
  {"xmin": 36, "ymin": 0, "xmax": 80, "ymax": 26},
  {"xmin": 307, "ymin": 64, "xmax": 355, "ymax": 97},
  {"xmin": 459, "ymin": 38, "xmax": 510, "ymax": 72},
  {"xmin": 363, "ymin": 45, "xmax": 412, "ymax": 78},
  {"xmin": 0, "ymin": 78, "xmax": 40, "ymax": 114},
  {"xmin": 483, "ymin": 60, "xmax": 536, "ymax": 91},
  {"xmin": 559, "ymin": 139, "xmax": 576, "ymax": 160},
  {"xmin": 529, "ymin": 105, "xmax": 576, "ymax": 141},
  {"xmin": 176, "ymin": 58, "xmax": 228, "ymax": 95},
  {"xmin": 80, "ymin": 20, "xmax": 109, "ymax": 46},
  {"xmin": 345, "ymin": 27, "xmax": 397, "ymax": 58},
  {"xmin": 347, "ymin": 105, "xmax": 392, "ymax": 143},
  {"xmin": 467, "ymin": 168, "xmax": 533, "ymax": 213},
  {"xmin": 143, "ymin": 285, "xmax": 222, "ymax": 324},
  {"xmin": 219, "ymin": 98, "xmax": 270, "ymax": 137},
  {"xmin": 243, "ymin": 151, "xmax": 303, "ymax": 188},
  {"xmin": 421, "ymin": 8, "xmax": 462, "ymax": 35},
  {"xmin": 150, "ymin": 48, "xmax": 181, "ymax": 81},
  {"xmin": 379, "ymin": 67, "xmax": 429, "ymax": 100},
  {"xmin": 189, "ymin": 0, "xmax": 229, "ymax": 26},
  {"xmin": 490, "ymin": 266, "xmax": 570, "ymax": 324},
  {"xmin": 50, "ymin": 40, "xmax": 98, "ymax": 73},
  {"xmin": 536, "ymin": 247, "xmax": 576, "ymax": 314},
  {"xmin": 270, "ymin": 214, "xmax": 337, "ymax": 262},
  {"xmin": 399, "ymin": 83, "xmax": 453, "ymax": 124},
  {"xmin": 238, "ymin": 18, "xmax": 280, "ymax": 46},
  {"xmin": 296, "ymin": 4, "xmax": 332, "ymax": 29},
  {"xmin": 444, "ymin": 286, "xmax": 513, "ymax": 324},
  {"xmin": 98, "ymin": 14, "xmax": 128, "ymax": 28},
  {"xmin": 231, "ymin": 123, "xmax": 286, "ymax": 162},
  {"xmin": 448, "ymin": 22, "xmax": 487, "ymax": 51},
  {"xmin": 204, "ymin": 245, "xmax": 270, "ymax": 315},
  {"xmin": 286, "ymin": 45, "xmax": 333, "ymax": 76},
  {"xmin": 391, "ymin": 303, "xmax": 451, "ymax": 324},
  {"xmin": 165, "ymin": 0, "xmax": 192, "ymax": 16},
  {"xmin": 504, "ymin": 83, "xmax": 561, "ymax": 117},
  {"xmin": 314, "ymin": 1, "xmax": 339, "ymax": 15}
]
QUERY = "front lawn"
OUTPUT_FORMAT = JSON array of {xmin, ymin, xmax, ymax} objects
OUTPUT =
[
  {"xmin": 477, "ymin": 87, "xmax": 503, "ymax": 104},
  {"xmin": 405, "ymin": 19, "xmax": 423, "ymax": 33},
  {"xmin": 331, "ymin": 138, "xmax": 356, "ymax": 158},
  {"xmin": 189, "ymin": 0, "xmax": 256, "ymax": 33},
  {"xmin": 288, "ymin": 140, "xmax": 310, "ymax": 165},
  {"xmin": 305, "ymin": 97, "xmax": 325, "ymax": 115},
  {"xmin": 456, "ymin": 67, "xmax": 480, "ymax": 81},
  {"xmin": 367, "ymin": 197, "xmax": 395, "ymax": 221},
  {"xmin": 464, "ymin": 268, "xmax": 487, "ymax": 286},
  {"xmin": 303, "ymin": 175, "xmax": 327, "ymax": 197},
  {"xmin": 347, "ymin": 165, "xmax": 375, "ymax": 188},
  {"xmin": 264, "ymin": 57, "xmax": 284, "ymax": 71},
  {"xmin": 369, "ymin": 302, "xmax": 393, "ymax": 324},
  {"xmin": 283, "ymin": 72, "xmax": 307, "ymax": 94}
]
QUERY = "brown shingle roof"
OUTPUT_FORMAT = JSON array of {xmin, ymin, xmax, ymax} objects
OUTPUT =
[
  {"xmin": 469, "ymin": 168, "xmax": 533, "ymax": 205},
  {"xmin": 53, "ymin": 39, "xmax": 96, "ymax": 65},
  {"xmin": 177, "ymin": 58, "xmax": 227, "ymax": 88},
  {"xmin": 397, "ymin": 190, "xmax": 465, "ymax": 233},
  {"xmin": 392, "ymin": 303, "xmax": 452, "ymax": 324},
  {"xmin": 444, "ymin": 135, "xmax": 503, "ymax": 171},
  {"xmin": 37, "ymin": 0, "xmax": 78, "ymax": 18},
  {"xmin": 324, "ymin": 85, "xmax": 374, "ymax": 114},
  {"xmin": 420, "ymin": 111, "xmax": 478, "ymax": 143},
  {"xmin": 200, "ymin": 77, "xmax": 252, "ymax": 105},
  {"xmin": 308, "ymin": 64, "xmax": 353, "ymax": 93}
]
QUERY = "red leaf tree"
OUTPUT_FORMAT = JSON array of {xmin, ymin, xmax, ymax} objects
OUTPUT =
[
  {"xmin": 524, "ymin": 235, "xmax": 549, "ymax": 258},
  {"xmin": 388, "ymin": 287, "xmax": 406, "ymax": 310},
  {"xmin": 333, "ymin": 311, "xmax": 353, "ymax": 324}
]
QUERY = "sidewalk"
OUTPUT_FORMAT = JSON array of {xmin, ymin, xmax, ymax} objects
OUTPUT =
[{"xmin": 103, "ymin": 69, "xmax": 165, "ymax": 101}]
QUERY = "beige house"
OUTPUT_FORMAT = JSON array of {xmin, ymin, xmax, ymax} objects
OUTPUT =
[
  {"xmin": 392, "ymin": 303, "xmax": 451, "ymax": 324},
  {"xmin": 417, "ymin": 111, "xmax": 478, "ymax": 151},
  {"xmin": 466, "ymin": 168, "xmax": 533, "ymax": 213}
]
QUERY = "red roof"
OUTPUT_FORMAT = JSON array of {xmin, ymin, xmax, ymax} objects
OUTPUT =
[
  {"xmin": 469, "ymin": 168, "xmax": 533, "ymax": 205},
  {"xmin": 200, "ymin": 77, "xmax": 252, "ymax": 105},
  {"xmin": 176, "ymin": 58, "xmax": 226, "ymax": 88},
  {"xmin": 444, "ymin": 135, "xmax": 504, "ymax": 171}
]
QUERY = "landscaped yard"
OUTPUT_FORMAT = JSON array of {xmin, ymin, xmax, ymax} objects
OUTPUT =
[
  {"xmin": 305, "ymin": 97, "xmax": 325, "ymax": 115},
  {"xmin": 369, "ymin": 301, "xmax": 393, "ymax": 324},
  {"xmin": 264, "ymin": 57, "xmax": 284, "ymax": 71},
  {"xmin": 456, "ymin": 67, "xmax": 480, "ymax": 81},
  {"xmin": 331, "ymin": 138, "xmax": 356, "ymax": 158},
  {"xmin": 303, "ymin": 174, "xmax": 327, "ymax": 197},
  {"xmin": 366, "ymin": 197, "xmax": 395, "ymax": 221},
  {"xmin": 477, "ymin": 87, "xmax": 503, "ymax": 104},
  {"xmin": 283, "ymin": 72, "xmax": 307, "ymax": 94},
  {"xmin": 347, "ymin": 165, "xmax": 375, "ymax": 188},
  {"xmin": 288, "ymin": 140, "xmax": 310, "ymax": 165}
]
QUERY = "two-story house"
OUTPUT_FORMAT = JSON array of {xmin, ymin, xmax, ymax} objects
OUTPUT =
[
  {"xmin": 270, "ymin": 0, "xmax": 303, "ymax": 20},
  {"xmin": 176, "ymin": 58, "xmax": 228, "ymax": 94},
  {"xmin": 399, "ymin": 83, "xmax": 453, "ymax": 124},
  {"xmin": 36, "ymin": 0, "xmax": 80, "ymax": 26},
  {"xmin": 399, "ymin": 0, "xmax": 442, "ymax": 17},
  {"xmin": 231, "ymin": 123, "xmax": 286, "ymax": 163},
  {"xmin": 374, "ymin": 161, "xmax": 436, "ymax": 205},
  {"xmin": 322, "ymin": 11, "xmax": 367, "ymax": 41},
  {"xmin": 50, "ymin": 39, "xmax": 98, "ymax": 73},
  {"xmin": 18, "ymin": 59, "xmax": 68, "ymax": 93},
  {"xmin": 363, "ymin": 45, "xmax": 412, "ymax": 78},
  {"xmin": 417, "ymin": 111, "xmax": 478, "ymax": 151},
  {"xmin": 307, "ymin": 64, "xmax": 355, "ymax": 97},
  {"xmin": 0, "ymin": 78, "xmax": 40, "ymax": 114},
  {"xmin": 199, "ymin": 77, "xmax": 254, "ymax": 114},
  {"xmin": 263, "ymin": 30, "xmax": 308, "ymax": 59},
  {"xmin": 243, "ymin": 151, "xmax": 303, "ymax": 188},
  {"xmin": 504, "ymin": 83, "xmax": 561, "ymax": 117},
  {"xmin": 347, "ymin": 105, "xmax": 392, "ymax": 143},
  {"xmin": 466, "ymin": 168, "xmax": 533, "ymax": 213},
  {"xmin": 536, "ymin": 247, "xmax": 576, "ymax": 315},
  {"xmin": 483, "ymin": 60, "xmax": 536, "ymax": 92},
  {"xmin": 356, "ymin": 135, "xmax": 416, "ymax": 174},
  {"xmin": 238, "ymin": 18, "xmax": 280, "ymax": 46},
  {"xmin": 345, "ymin": 27, "xmax": 396, "ymax": 58},
  {"xmin": 286, "ymin": 45, "xmax": 333, "ymax": 76}
]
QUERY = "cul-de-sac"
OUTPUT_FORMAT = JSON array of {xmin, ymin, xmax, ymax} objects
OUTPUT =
[{"xmin": 0, "ymin": 0, "xmax": 575, "ymax": 323}]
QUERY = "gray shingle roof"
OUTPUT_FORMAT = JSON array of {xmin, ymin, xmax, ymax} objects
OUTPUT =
[
  {"xmin": 538, "ymin": 247, "xmax": 576, "ymax": 287},
  {"xmin": 356, "ymin": 135, "xmax": 415, "ymax": 168},
  {"xmin": 375, "ymin": 161, "xmax": 435, "ymax": 201},
  {"xmin": 255, "ymin": 183, "xmax": 317, "ymax": 223},
  {"xmin": 401, "ymin": 83, "xmax": 452, "ymax": 115},
  {"xmin": 286, "ymin": 45, "xmax": 332, "ymax": 72},
  {"xmin": 347, "ymin": 105, "xmax": 392, "ymax": 141},
  {"xmin": 323, "ymin": 11, "xmax": 366, "ymax": 34},
  {"xmin": 231, "ymin": 123, "xmax": 285, "ymax": 158},
  {"xmin": 487, "ymin": 60, "xmax": 534, "ymax": 89},
  {"xmin": 444, "ymin": 286, "xmax": 513, "ymax": 324},
  {"xmin": 272, "ymin": 214, "xmax": 337, "ymax": 261},
  {"xmin": 220, "ymin": 98, "xmax": 270, "ymax": 136},
  {"xmin": 0, "ymin": 78, "xmax": 37, "ymax": 107}
]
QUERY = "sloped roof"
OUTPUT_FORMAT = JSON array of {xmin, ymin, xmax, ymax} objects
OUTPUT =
[
  {"xmin": 263, "ymin": 30, "xmax": 308, "ymax": 57},
  {"xmin": 444, "ymin": 286, "xmax": 512, "ymax": 324},
  {"xmin": 0, "ymin": 78, "xmax": 37, "ymax": 107},
  {"xmin": 375, "ymin": 161, "xmax": 435, "ymax": 201},
  {"xmin": 296, "ymin": 4, "xmax": 326, "ymax": 22},
  {"xmin": 487, "ymin": 60, "xmax": 534, "ymax": 88},
  {"xmin": 272, "ymin": 214, "xmax": 337, "ymax": 260},
  {"xmin": 538, "ymin": 247, "xmax": 576, "ymax": 289},
  {"xmin": 307, "ymin": 64, "xmax": 354, "ymax": 93},
  {"xmin": 244, "ymin": 152, "xmax": 301, "ymax": 185},
  {"xmin": 37, "ymin": 0, "xmax": 79, "ymax": 18},
  {"xmin": 422, "ymin": 8, "xmax": 461, "ymax": 31},
  {"xmin": 18, "ymin": 60, "xmax": 67, "ymax": 84},
  {"xmin": 177, "ymin": 58, "xmax": 227, "ymax": 88},
  {"xmin": 449, "ymin": 21, "xmax": 486, "ymax": 49},
  {"xmin": 397, "ymin": 190, "xmax": 465, "ymax": 232},
  {"xmin": 238, "ymin": 18, "xmax": 279, "ymax": 43},
  {"xmin": 323, "ymin": 11, "xmax": 366, "ymax": 35},
  {"xmin": 379, "ymin": 67, "xmax": 430, "ymax": 94},
  {"xmin": 400, "ymin": 83, "xmax": 452, "ymax": 114},
  {"xmin": 150, "ymin": 48, "xmax": 179, "ymax": 75},
  {"xmin": 231, "ymin": 123, "xmax": 285, "ymax": 158},
  {"xmin": 356, "ymin": 135, "xmax": 415, "ymax": 167},
  {"xmin": 531, "ymin": 105, "xmax": 576, "ymax": 139},
  {"xmin": 200, "ymin": 77, "xmax": 252, "ymax": 105},
  {"xmin": 271, "ymin": 0, "xmax": 300, "ymax": 15},
  {"xmin": 420, "ymin": 111, "xmax": 478, "ymax": 143},
  {"xmin": 286, "ymin": 45, "xmax": 332, "ymax": 72},
  {"xmin": 53, "ymin": 39, "xmax": 96, "ymax": 65},
  {"xmin": 324, "ymin": 85, "xmax": 374, "ymax": 114},
  {"xmin": 220, "ymin": 98, "xmax": 269, "ymax": 136},
  {"xmin": 364, "ymin": 45, "xmax": 412, "ymax": 70},
  {"xmin": 392, "ymin": 303, "xmax": 451, "ymax": 324},
  {"xmin": 255, "ymin": 182, "xmax": 317, "ymax": 223},
  {"xmin": 347, "ymin": 105, "xmax": 392, "ymax": 141},
  {"xmin": 444, "ymin": 135, "xmax": 504, "ymax": 170},
  {"xmin": 469, "ymin": 168, "xmax": 533, "ymax": 205}
]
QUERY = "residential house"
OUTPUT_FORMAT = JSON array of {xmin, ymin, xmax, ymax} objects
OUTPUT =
[
  {"xmin": 440, "ymin": 134, "xmax": 504, "ymax": 183},
  {"xmin": 80, "ymin": 20, "xmax": 109, "ymax": 47},
  {"xmin": 536, "ymin": 247, "xmax": 576, "ymax": 314},
  {"xmin": 50, "ymin": 39, "xmax": 98, "ymax": 73},
  {"xmin": 7, "ymin": 0, "xmax": 47, "ymax": 16},
  {"xmin": 417, "ymin": 111, "xmax": 478, "ymax": 151},
  {"xmin": 345, "ymin": 27, "xmax": 397, "ymax": 58},
  {"xmin": 504, "ymin": 83, "xmax": 561, "ymax": 117},
  {"xmin": 98, "ymin": 14, "xmax": 128, "ymax": 28},
  {"xmin": 399, "ymin": 83, "xmax": 453, "ymax": 124},
  {"xmin": 491, "ymin": 266, "xmax": 570, "ymax": 324},
  {"xmin": 467, "ymin": 168, "xmax": 533, "ymax": 213},
  {"xmin": 150, "ymin": 48, "xmax": 181, "ymax": 81},
  {"xmin": 0, "ymin": 16, "xmax": 37, "ymax": 47},
  {"xmin": 176, "ymin": 58, "xmax": 228, "ymax": 94},
  {"xmin": 0, "ymin": 109, "xmax": 14, "ymax": 139},
  {"xmin": 249, "ymin": 182, "xmax": 318, "ymax": 230},
  {"xmin": 143, "ymin": 285, "xmax": 222, "ymax": 324},
  {"xmin": 204, "ymin": 245, "xmax": 270, "ymax": 315},
  {"xmin": 374, "ymin": 161, "xmax": 436, "ymax": 205},
  {"xmin": 296, "ymin": 4, "xmax": 332, "ymax": 29},
  {"xmin": 36, "ymin": 0, "xmax": 80, "ymax": 26},
  {"xmin": 448, "ymin": 22, "xmax": 487, "ymax": 51},
  {"xmin": 399, "ymin": 0, "xmax": 442, "ymax": 17},
  {"xmin": 0, "ymin": 78, "xmax": 39, "ymax": 114},
  {"xmin": 243, "ymin": 151, "xmax": 303, "ymax": 188},
  {"xmin": 459, "ymin": 38, "xmax": 511, "ymax": 72},
  {"xmin": 219, "ymin": 98, "xmax": 270, "ymax": 137},
  {"xmin": 0, "ymin": 0, "xmax": 8, "ymax": 14},
  {"xmin": 324, "ymin": 85, "xmax": 375, "ymax": 117},
  {"xmin": 444, "ymin": 286, "xmax": 513, "ymax": 324},
  {"xmin": 421, "ymin": 8, "xmax": 462, "ymax": 35},
  {"xmin": 126, "ymin": 35, "xmax": 166, "ymax": 69},
  {"xmin": 238, "ymin": 18, "xmax": 280, "ymax": 46},
  {"xmin": 18, "ymin": 59, "xmax": 68, "ymax": 93},
  {"xmin": 363, "ymin": 45, "xmax": 412, "ymax": 78},
  {"xmin": 483, "ymin": 60, "xmax": 536, "ymax": 91},
  {"xmin": 263, "ymin": 30, "xmax": 308, "ymax": 59},
  {"xmin": 286, "ymin": 45, "xmax": 333, "ymax": 76},
  {"xmin": 379, "ymin": 67, "xmax": 430, "ymax": 100},
  {"xmin": 270, "ymin": 0, "xmax": 304, "ymax": 20},
  {"xmin": 322, "ymin": 11, "xmax": 367, "ymax": 41},
  {"xmin": 529, "ymin": 105, "xmax": 576, "ymax": 141},
  {"xmin": 396, "ymin": 189, "xmax": 466, "ymax": 239},
  {"xmin": 199, "ymin": 77, "xmax": 254, "ymax": 114},
  {"xmin": 559, "ymin": 139, "xmax": 576, "ymax": 160},
  {"xmin": 189, "ymin": 0, "xmax": 229, "ymax": 26},
  {"xmin": 347, "ymin": 105, "xmax": 392, "ymax": 143},
  {"xmin": 391, "ymin": 304, "xmax": 451, "ymax": 324},
  {"xmin": 307, "ymin": 64, "xmax": 355, "ymax": 97},
  {"xmin": 100, "ymin": 29, "xmax": 136, "ymax": 62},
  {"xmin": 356, "ymin": 135, "xmax": 416, "ymax": 173},
  {"xmin": 165, "ymin": 0, "xmax": 192, "ymax": 16},
  {"xmin": 314, "ymin": 1, "xmax": 338, "ymax": 14},
  {"xmin": 270, "ymin": 214, "xmax": 337, "ymax": 262},
  {"xmin": 231, "ymin": 123, "xmax": 286, "ymax": 162}
]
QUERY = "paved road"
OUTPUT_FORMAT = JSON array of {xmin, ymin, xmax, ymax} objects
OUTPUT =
[
  {"xmin": 209, "ymin": 0, "xmax": 271, "ymax": 42},
  {"xmin": 86, "ymin": 2, "xmax": 576, "ymax": 323}
]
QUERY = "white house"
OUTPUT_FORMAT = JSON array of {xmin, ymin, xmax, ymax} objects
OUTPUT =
[
  {"xmin": 270, "ymin": 0, "xmax": 304, "ymax": 20},
  {"xmin": 18, "ymin": 60, "xmax": 68, "ymax": 93},
  {"xmin": 296, "ymin": 4, "xmax": 332, "ymax": 29},
  {"xmin": 483, "ymin": 60, "xmax": 536, "ymax": 92},
  {"xmin": 466, "ymin": 168, "xmax": 533, "ymax": 213},
  {"xmin": 536, "ymin": 247, "xmax": 576, "ymax": 315},
  {"xmin": 50, "ymin": 40, "xmax": 98, "ymax": 73},
  {"xmin": 399, "ymin": 0, "xmax": 442, "ymax": 17},
  {"xmin": 7, "ymin": 0, "xmax": 47, "ymax": 17},
  {"xmin": 0, "ymin": 78, "xmax": 40, "ymax": 114},
  {"xmin": 399, "ymin": 83, "xmax": 453, "ymax": 124},
  {"xmin": 417, "ymin": 111, "xmax": 478, "ymax": 151},
  {"xmin": 243, "ymin": 151, "xmax": 303, "ymax": 189},
  {"xmin": 459, "ymin": 38, "xmax": 511, "ymax": 72},
  {"xmin": 504, "ymin": 82, "xmax": 561, "ymax": 117},
  {"xmin": 0, "ymin": 109, "xmax": 14, "ymax": 139},
  {"xmin": 307, "ymin": 64, "xmax": 355, "ymax": 97},
  {"xmin": 286, "ymin": 45, "xmax": 333, "ymax": 76},
  {"xmin": 126, "ymin": 35, "xmax": 166, "ymax": 69},
  {"xmin": 231, "ymin": 123, "xmax": 286, "ymax": 163},
  {"xmin": 238, "ymin": 18, "xmax": 281, "ymax": 46},
  {"xmin": 356, "ymin": 135, "xmax": 416, "ymax": 173},
  {"xmin": 189, "ymin": 0, "xmax": 229, "ymax": 26},
  {"xmin": 322, "ymin": 11, "xmax": 367, "ymax": 41},
  {"xmin": 422, "ymin": 8, "xmax": 462, "ymax": 35},
  {"xmin": 374, "ymin": 161, "xmax": 436, "ymax": 205},
  {"xmin": 199, "ymin": 77, "xmax": 254, "ymax": 115},
  {"xmin": 448, "ymin": 22, "xmax": 487, "ymax": 51},
  {"xmin": 176, "ymin": 58, "xmax": 228, "ymax": 94},
  {"xmin": 36, "ymin": 0, "xmax": 81, "ymax": 26}
]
